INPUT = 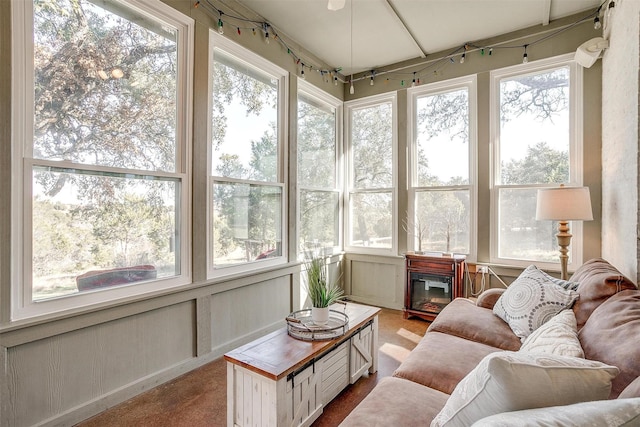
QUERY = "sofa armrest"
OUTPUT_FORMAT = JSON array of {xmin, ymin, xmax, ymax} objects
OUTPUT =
[{"xmin": 475, "ymin": 288, "xmax": 506, "ymax": 309}]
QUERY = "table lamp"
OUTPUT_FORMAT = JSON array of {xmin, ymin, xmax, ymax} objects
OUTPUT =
[{"xmin": 535, "ymin": 185, "xmax": 593, "ymax": 280}]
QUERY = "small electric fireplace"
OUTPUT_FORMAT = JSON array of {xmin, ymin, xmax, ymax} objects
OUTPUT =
[{"xmin": 404, "ymin": 254, "xmax": 465, "ymax": 321}]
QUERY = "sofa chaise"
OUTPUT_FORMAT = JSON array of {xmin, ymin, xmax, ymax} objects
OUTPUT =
[{"xmin": 340, "ymin": 258, "xmax": 640, "ymax": 426}]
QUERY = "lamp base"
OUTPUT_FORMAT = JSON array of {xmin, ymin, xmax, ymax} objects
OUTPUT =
[{"xmin": 556, "ymin": 220, "xmax": 572, "ymax": 280}]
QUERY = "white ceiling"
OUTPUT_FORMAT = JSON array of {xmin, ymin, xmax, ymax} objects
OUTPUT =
[{"xmin": 235, "ymin": 0, "xmax": 602, "ymax": 76}]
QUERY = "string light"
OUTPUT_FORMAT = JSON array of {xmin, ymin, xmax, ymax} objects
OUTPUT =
[
  {"xmin": 196, "ymin": 0, "xmax": 602, "ymax": 89},
  {"xmin": 593, "ymin": 16, "xmax": 601, "ymax": 29},
  {"xmin": 263, "ymin": 23, "xmax": 270, "ymax": 44},
  {"xmin": 300, "ymin": 64, "xmax": 306, "ymax": 79}
]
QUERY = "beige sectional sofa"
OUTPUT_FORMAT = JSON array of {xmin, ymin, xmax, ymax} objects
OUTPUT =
[{"xmin": 340, "ymin": 258, "xmax": 640, "ymax": 426}]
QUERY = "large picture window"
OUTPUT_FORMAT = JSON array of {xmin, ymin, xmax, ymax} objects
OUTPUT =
[
  {"xmin": 209, "ymin": 33, "xmax": 287, "ymax": 276},
  {"xmin": 12, "ymin": 0, "xmax": 194, "ymax": 319},
  {"xmin": 408, "ymin": 77, "xmax": 476, "ymax": 258},
  {"xmin": 491, "ymin": 54, "xmax": 583, "ymax": 268},
  {"xmin": 297, "ymin": 82, "xmax": 342, "ymax": 256},
  {"xmin": 345, "ymin": 94, "xmax": 397, "ymax": 254}
]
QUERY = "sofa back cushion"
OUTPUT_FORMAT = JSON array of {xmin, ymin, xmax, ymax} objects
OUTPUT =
[
  {"xmin": 579, "ymin": 290, "xmax": 640, "ymax": 398},
  {"xmin": 619, "ymin": 376, "xmax": 640, "ymax": 399},
  {"xmin": 569, "ymin": 258, "xmax": 637, "ymax": 329}
]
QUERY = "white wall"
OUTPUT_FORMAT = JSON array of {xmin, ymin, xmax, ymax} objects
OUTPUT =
[{"xmin": 601, "ymin": 0, "xmax": 640, "ymax": 281}]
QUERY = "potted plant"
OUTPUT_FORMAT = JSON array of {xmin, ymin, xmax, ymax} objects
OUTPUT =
[{"xmin": 305, "ymin": 255, "xmax": 344, "ymax": 325}]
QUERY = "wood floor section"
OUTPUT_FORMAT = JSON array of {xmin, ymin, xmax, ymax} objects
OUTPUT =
[{"xmin": 76, "ymin": 308, "xmax": 429, "ymax": 427}]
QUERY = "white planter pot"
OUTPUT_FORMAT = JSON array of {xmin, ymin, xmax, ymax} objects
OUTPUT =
[{"xmin": 311, "ymin": 306, "xmax": 330, "ymax": 326}]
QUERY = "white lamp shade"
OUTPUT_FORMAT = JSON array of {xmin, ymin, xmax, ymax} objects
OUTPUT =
[{"xmin": 536, "ymin": 186, "xmax": 593, "ymax": 221}]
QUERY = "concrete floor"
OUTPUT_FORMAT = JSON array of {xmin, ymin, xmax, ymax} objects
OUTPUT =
[{"xmin": 76, "ymin": 307, "xmax": 429, "ymax": 427}]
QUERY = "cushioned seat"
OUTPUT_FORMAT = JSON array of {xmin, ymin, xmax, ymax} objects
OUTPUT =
[
  {"xmin": 392, "ymin": 331, "xmax": 500, "ymax": 394},
  {"xmin": 339, "ymin": 377, "xmax": 449, "ymax": 427},
  {"xmin": 428, "ymin": 298, "xmax": 522, "ymax": 351}
]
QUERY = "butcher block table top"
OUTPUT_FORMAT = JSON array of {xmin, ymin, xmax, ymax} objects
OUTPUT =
[{"xmin": 224, "ymin": 302, "xmax": 380, "ymax": 381}]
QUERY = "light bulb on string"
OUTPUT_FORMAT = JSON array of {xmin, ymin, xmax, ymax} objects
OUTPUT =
[
  {"xmin": 237, "ymin": 27, "xmax": 241, "ymax": 35},
  {"xmin": 217, "ymin": 18, "xmax": 224, "ymax": 35},
  {"xmin": 300, "ymin": 64, "xmax": 306, "ymax": 80},
  {"xmin": 349, "ymin": 75, "xmax": 354, "ymax": 94},
  {"xmin": 594, "ymin": 16, "xmax": 602, "ymax": 29},
  {"xmin": 411, "ymin": 72, "xmax": 416, "ymax": 87},
  {"xmin": 370, "ymin": 71, "xmax": 375, "ymax": 86},
  {"xmin": 460, "ymin": 52, "xmax": 465, "ymax": 64},
  {"xmin": 263, "ymin": 24, "xmax": 270, "ymax": 44},
  {"xmin": 522, "ymin": 45, "xmax": 528, "ymax": 64},
  {"xmin": 334, "ymin": 75, "xmax": 338, "ymax": 86},
  {"xmin": 489, "ymin": 48, "xmax": 493, "ymax": 56}
]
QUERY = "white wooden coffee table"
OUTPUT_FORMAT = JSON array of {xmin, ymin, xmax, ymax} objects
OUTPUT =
[{"xmin": 225, "ymin": 302, "xmax": 380, "ymax": 427}]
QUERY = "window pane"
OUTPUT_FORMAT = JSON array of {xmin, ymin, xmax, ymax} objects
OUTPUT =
[
  {"xmin": 32, "ymin": 167, "xmax": 180, "ymax": 301},
  {"xmin": 298, "ymin": 95, "xmax": 336, "ymax": 188},
  {"xmin": 212, "ymin": 182, "xmax": 282, "ymax": 268},
  {"xmin": 299, "ymin": 190, "xmax": 339, "ymax": 251},
  {"xmin": 351, "ymin": 103, "xmax": 393, "ymax": 189},
  {"xmin": 212, "ymin": 50, "xmax": 279, "ymax": 182},
  {"xmin": 33, "ymin": 0, "xmax": 178, "ymax": 172},
  {"xmin": 499, "ymin": 67, "xmax": 570, "ymax": 185},
  {"xmin": 414, "ymin": 190, "xmax": 470, "ymax": 254},
  {"xmin": 498, "ymin": 188, "xmax": 558, "ymax": 261},
  {"xmin": 416, "ymin": 89, "xmax": 469, "ymax": 186},
  {"xmin": 350, "ymin": 192, "xmax": 392, "ymax": 248}
]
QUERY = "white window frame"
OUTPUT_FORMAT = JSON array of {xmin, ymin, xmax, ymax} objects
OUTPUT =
[
  {"xmin": 407, "ymin": 75, "xmax": 478, "ymax": 262},
  {"xmin": 11, "ymin": 0, "xmax": 194, "ymax": 320},
  {"xmin": 297, "ymin": 80, "xmax": 343, "ymax": 258},
  {"xmin": 490, "ymin": 53, "xmax": 584, "ymax": 270},
  {"xmin": 207, "ymin": 32, "xmax": 288, "ymax": 279},
  {"xmin": 344, "ymin": 93, "xmax": 398, "ymax": 256}
]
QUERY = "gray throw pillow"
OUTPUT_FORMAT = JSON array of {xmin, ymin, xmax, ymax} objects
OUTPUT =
[{"xmin": 493, "ymin": 265, "xmax": 579, "ymax": 341}]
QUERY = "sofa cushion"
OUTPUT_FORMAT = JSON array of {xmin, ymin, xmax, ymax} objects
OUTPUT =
[
  {"xmin": 579, "ymin": 289, "xmax": 640, "ymax": 398},
  {"xmin": 519, "ymin": 309, "xmax": 584, "ymax": 358},
  {"xmin": 470, "ymin": 398, "xmax": 640, "ymax": 427},
  {"xmin": 338, "ymin": 377, "xmax": 449, "ymax": 427},
  {"xmin": 619, "ymin": 376, "xmax": 640, "ymax": 399},
  {"xmin": 393, "ymin": 331, "xmax": 500, "ymax": 394},
  {"xmin": 569, "ymin": 257, "xmax": 637, "ymax": 329},
  {"xmin": 493, "ymin": 265, "xmax": 579, "ymax": 341},
  {"xmin": 430, "ymin": 351, "xmax": 619, "ymax": 427},
  {"xmin": 428, "ymin": 298, "xmax": 521, "ymax": 351}
]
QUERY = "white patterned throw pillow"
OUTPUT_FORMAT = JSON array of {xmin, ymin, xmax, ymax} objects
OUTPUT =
[
  {"xmin": 520, "ymin": 309, "xmax": 584, "ymax": 358},
  {"xmin": 493, "ymin": 265, "xmax": 579, "ymax": 341},
  {"xmin": 430, "ymin": 351, "xmax": 619, "ymax": 427}
]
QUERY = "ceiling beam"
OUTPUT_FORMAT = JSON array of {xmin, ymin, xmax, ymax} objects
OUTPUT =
[
  {"xmin": 383, "ymin": 0, "xmax": 427, "ymax": 58},
  {"xmin": 541, "ymin": 0, "xmax": 552, "ymax": 25}
]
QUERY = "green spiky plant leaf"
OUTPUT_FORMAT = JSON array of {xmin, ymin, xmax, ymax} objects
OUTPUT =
[{"xmin": 305, "ymin": 256, "xmax": 344, "ymax": 308}]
